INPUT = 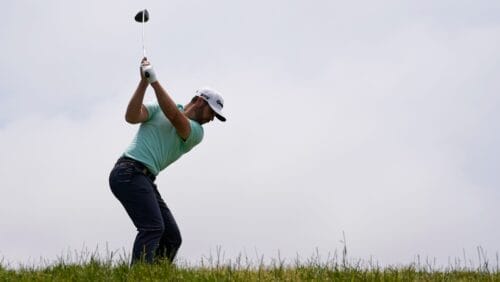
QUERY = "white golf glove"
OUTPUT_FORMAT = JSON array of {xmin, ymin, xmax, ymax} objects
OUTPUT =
[{"xmin": 141, "ymin": 64, "xmax": 157, "ymax": 84}]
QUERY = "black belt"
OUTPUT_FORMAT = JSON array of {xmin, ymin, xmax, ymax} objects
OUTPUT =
[{"xmin": 117, "ymin": 156, "xmax": 156, "ymax": 181}]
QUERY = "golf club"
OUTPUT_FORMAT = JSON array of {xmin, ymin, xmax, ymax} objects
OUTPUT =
[{"xmin": 134, "ymin": 9, "xmax": 149, "ymax": 58}]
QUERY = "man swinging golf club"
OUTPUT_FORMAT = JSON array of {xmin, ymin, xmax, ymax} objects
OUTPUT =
[{"xmin": 109, "ymin": 57, "xmax": 226, "ymax": 265}]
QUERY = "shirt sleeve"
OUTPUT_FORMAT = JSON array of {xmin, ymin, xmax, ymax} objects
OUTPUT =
[
  {"xmin": 144, "ymin": 103, "xmax": 160, "ymax": 121},
  {"xmin": 182, "ymin": 120, "xmax": 204, "ymax": 152}
]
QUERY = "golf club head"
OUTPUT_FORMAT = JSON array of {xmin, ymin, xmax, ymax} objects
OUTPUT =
[{"xmin": 134, "ymin": 9, "xmax": 149, "ymax": 22}]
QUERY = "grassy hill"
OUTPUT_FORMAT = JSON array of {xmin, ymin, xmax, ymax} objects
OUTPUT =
[{"xmin": 2, "ymin": 254, "xmax": 499, "ymax": 281}]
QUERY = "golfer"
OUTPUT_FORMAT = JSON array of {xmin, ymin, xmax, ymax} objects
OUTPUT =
[{"xmin": 109, "ymin": 58, "xmax": 226, "ymax": 265}]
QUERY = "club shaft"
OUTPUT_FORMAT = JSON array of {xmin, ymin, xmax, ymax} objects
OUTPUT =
[{"xmin": 142, "ymin": 11, "xmax": 146, "ymax": 58}]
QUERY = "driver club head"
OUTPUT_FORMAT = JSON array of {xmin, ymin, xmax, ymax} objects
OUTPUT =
[{"xmin": 134, "ymin": 9, "xmax": 149, "ymax": 22}]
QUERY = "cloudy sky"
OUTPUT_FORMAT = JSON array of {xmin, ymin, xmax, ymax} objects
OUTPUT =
[{"xmin": 1, "ymin": 0, "xmax": 499, "ymax": 268}]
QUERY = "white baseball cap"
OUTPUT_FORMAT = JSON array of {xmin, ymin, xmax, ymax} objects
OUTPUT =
[{"xmin": 196, "ymin": 87, "xmax": 226, "ymax": 122}]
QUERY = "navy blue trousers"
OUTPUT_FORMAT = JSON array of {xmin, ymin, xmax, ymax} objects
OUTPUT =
[{"xmin": 109, "ymin": 157, "xmax": 182, "ymax": 265}]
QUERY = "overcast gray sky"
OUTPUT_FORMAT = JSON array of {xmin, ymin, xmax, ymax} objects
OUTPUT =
[{"xmin": 1, "ymin": 0, "xmax": 499, "ymax": 267}]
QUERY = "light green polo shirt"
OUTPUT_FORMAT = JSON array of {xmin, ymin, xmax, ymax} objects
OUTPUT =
[{"xmin": 123, "ymin": 103, "xmax": 204, "ymax": 175}]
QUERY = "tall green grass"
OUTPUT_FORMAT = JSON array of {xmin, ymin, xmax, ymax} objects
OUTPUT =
[{"xmin": 1, "ymin": 246, "xmax": 499, "ymax": 281}]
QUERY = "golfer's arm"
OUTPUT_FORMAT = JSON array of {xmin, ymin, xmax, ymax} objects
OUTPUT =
[
  {"xmin": 151, "ymin": 81, "xmax": 191, "ymax": 140},
  {"xmin": 125, "ymin": 80, "xmax": 149, "ymax": 124}
]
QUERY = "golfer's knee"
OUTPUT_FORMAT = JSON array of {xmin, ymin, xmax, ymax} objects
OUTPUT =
[
  {"xmin": 166, "ymin": 231, "xmax": 182, "ymax": 249},
  {"xmin": 173, "ymin": 234, "xmax": 182, "ymax": 248}
]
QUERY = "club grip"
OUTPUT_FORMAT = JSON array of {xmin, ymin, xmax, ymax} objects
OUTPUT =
[{"xmin": 141, "ymin": 65, "xmax": 157, "ymax": 83}]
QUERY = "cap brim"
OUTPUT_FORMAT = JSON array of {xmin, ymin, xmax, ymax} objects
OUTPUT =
[
  {"xmin": 215, "ymin": 113, "xmax": 226, "ymax": 122},
  {"xmin": 200, "ymin": 95, "xmax": 226, "ymax": 122},
  {"xmin": 206, "ymin": 103, "xmax": 226, "ymax": 122}
]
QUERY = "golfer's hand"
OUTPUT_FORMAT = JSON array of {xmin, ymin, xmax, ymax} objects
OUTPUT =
[{"xmin": 140, "ymin": 58, "xmax": 157, "ymax": 84}]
